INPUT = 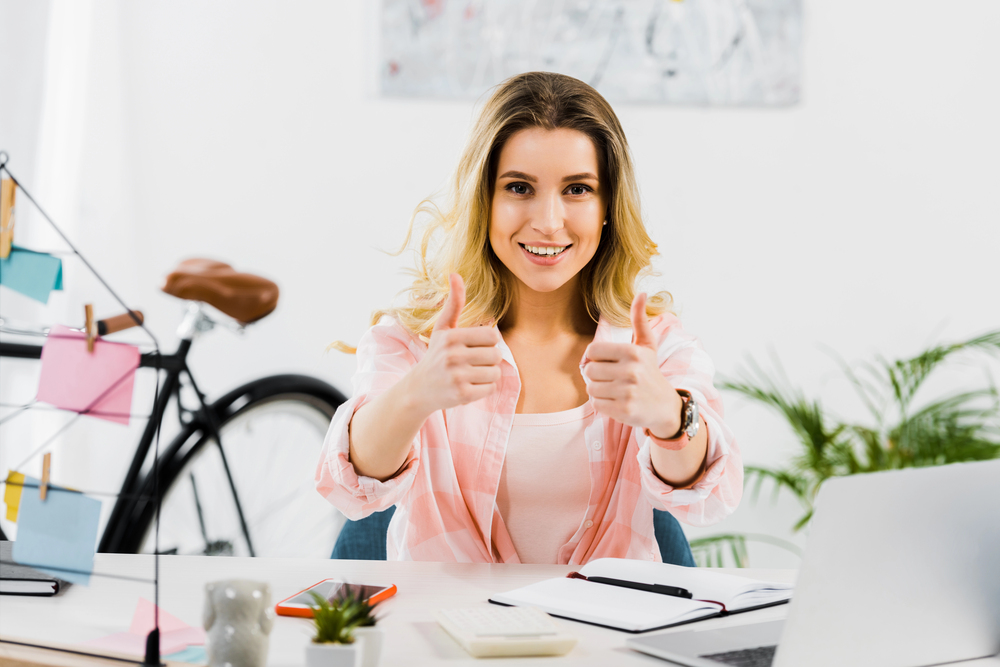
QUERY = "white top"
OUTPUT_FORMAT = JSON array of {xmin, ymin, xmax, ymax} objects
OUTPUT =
[{"xmin": 496, "ymin": 402, "xmax": 594, "ymax": 564}]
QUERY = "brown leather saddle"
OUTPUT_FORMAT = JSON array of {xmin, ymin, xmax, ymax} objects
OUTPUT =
[{"xmin": 161, "ymin": 258, "xmax": 279, "ymax": 324}]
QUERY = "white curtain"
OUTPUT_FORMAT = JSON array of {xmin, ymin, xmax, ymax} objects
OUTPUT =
[{"xmin": 0, "ymin": 0, "xmax": 96, "ymax": 539}]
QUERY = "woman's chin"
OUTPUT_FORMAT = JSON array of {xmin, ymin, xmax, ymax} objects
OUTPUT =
[{"xmin": 512, "ymin": 271, "xmax": 578, "ymax": 295}]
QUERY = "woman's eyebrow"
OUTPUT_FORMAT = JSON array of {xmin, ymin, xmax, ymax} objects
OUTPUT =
[
  {"xmin": 498, "ymin": 170, "xmax": 537, "ymax": 182},
  {"xmin": 496, "ymin": 171, "xmax": 599, "ymax": 182},
  {"xmin": 561, "ymin": 172, "xmax": 598, "ymax": 182}
]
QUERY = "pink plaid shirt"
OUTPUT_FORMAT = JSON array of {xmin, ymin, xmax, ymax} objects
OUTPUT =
[{"xmin": 316, "ymin": 314, "xmax": 742, "ymax": 564}]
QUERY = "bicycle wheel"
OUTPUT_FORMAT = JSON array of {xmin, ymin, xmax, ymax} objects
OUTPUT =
[{"xmin": 131, "ymin": 376, "xmax": 347, "ymax": 558}]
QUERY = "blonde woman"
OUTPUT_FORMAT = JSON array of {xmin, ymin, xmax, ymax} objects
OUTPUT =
[{"xmin": 317, "ymin": 72, "xmax": 742, "ymax": 564}]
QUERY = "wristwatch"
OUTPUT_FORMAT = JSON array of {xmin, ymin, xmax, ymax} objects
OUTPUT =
[
  {"xmin": 674, "ymin": 389, "xmax": 700, "ymax": 439},
  {"xmin": 646, "ymin": 389, "xmax": 699, "ymax": 449}
]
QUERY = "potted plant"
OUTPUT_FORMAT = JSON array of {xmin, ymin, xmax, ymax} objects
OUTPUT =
[
  {"xmin": 691, "ymin": 329, "xmax": 1000, "ymax": 567},
  {"xmin": 305, "ymin": 588, "xmax": 381, "ymax": 667}
]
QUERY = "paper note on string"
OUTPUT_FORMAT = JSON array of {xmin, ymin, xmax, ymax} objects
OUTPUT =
[
  {"xmin": 164, "ymin": 646, "xmax": 208, "ymax": 664},
  {"xmin": 36, "ymin": 325, "xmax": 141, "ymax": 425},
  {"xmin": 82, "ymin": 597, "xmax": 207, "ymax": 657},
  {"xmin": 11, "ymin": 477, "xmax": 101, "ymax": 585},
  {"xmin": 0, "ymin": 246, "xmax": 63, "ymax": 303},
  {"xmin": 4, "ymin": 470, "xmax": 26, "ymax": 521}
]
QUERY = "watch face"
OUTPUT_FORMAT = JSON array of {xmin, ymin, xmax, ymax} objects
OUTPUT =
[{"xmin": 684, "ymin": 396, "xmax": 700, "ymax": 438}]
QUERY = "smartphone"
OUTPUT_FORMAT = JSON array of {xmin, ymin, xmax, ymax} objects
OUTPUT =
[{"xmin": 275, "ymin": 579, "xmax": 397, "ymax": 618}]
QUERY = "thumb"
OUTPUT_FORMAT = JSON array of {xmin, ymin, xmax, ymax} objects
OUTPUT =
[
  {"xmin": 630, "ymin": 292, "xmax": 656, "ymax": 350},
  {"xmin": 434, "ymin": 273, "xmax": 466, "ymax": 332}
]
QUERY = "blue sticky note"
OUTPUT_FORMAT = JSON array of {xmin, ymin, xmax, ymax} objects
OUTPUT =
[
  {"xmin": 0, "ymin": 245, "xmax": 64, "ymax": 303},
  {"xmin": 12, "ymin": 477, "xmax": 100, "ymax": 585},
  {"xmin": 165, "ymin": 646, "xmax": 208, "ymax": 665}
]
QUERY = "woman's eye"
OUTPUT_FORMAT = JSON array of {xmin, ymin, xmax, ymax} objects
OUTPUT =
[
  {"xmin": 508, "ymin": 183, "xmax": 530, "ymax": 195},
  {"xmin": 567, "ymin": 185, "xmax": 591, "ymax": 196}
]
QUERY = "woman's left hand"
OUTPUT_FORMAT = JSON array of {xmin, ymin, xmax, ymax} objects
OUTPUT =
[{"xmin": 581, "ymin": 293, "xmax": 683, "ymax": 439}]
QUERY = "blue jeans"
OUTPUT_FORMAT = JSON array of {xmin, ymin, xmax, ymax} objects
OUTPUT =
[{"xmin": 332, "ymin": 506, "xmax": 695, "ymax": 566}]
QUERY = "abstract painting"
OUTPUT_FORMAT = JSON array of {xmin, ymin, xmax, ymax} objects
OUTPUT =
[{"xmin": 380, "ymin": 0, "xmax": 801, "ymax": 105}]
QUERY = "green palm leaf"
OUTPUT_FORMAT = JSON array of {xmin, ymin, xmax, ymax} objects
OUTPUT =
[{"xmin": 721, "ymin": 329, "xmax": 1000, "ymax": 542}]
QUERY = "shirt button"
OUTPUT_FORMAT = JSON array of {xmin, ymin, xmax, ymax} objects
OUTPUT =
[
  {"xmin": 585, "ymin": 520, "xmax": 594, "ymax": 528},
  {"xmin": 592, "ymin": 441, "xmax": 602, "ymax": 451}
]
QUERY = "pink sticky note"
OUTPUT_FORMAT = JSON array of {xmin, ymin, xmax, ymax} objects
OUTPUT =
[
  {"xmin": 82, "ymin": 629, "xmax": 203, "ymax": 657},
  {"xmin": 81, "ymin": 598, "xmax": 206, "ymax": 657},
  {"xmin": 130, "ymin": 597, "xmax": 196, "ymax": 635},
  {"xmin": 36, "ymin": 325, "xmax": 140, "ymax": 425}
]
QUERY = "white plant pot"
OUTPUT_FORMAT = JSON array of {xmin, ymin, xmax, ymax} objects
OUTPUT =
[
  {"xmin": 305, "ymin": 642, "xmax": 360, "ymax": 667},
  {"xmin": 353, "ymin": 627, "xmax": 384, "ymax": 667}
]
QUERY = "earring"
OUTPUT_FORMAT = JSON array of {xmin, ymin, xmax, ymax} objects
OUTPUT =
[{"xmin": 602, "ymin": 220, "xmax": 608, "ymax": 226}]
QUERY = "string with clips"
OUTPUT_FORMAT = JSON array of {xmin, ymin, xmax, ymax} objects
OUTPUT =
[{"xmin": 0, "ymin": 150, "xmax": 167, "ymax": 667}]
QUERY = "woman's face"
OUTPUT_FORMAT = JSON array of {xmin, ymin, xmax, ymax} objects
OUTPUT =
[{"xmin": 489, "ymin": 127, "xmax": 606, "ymax": 296}]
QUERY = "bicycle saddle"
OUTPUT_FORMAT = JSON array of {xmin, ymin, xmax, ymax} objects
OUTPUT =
[{"xmin": 162, "ymin": 258, "xmax": 279, "ymax": 324}]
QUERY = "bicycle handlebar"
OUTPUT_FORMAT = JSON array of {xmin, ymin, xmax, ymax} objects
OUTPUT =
[
  {"xmin": 98, "ymin": 310, "xmax": 144, "ymax": 336},
  {"xmin": 0, "ymin": 341, "xmax": 187, "ymax": 372}
]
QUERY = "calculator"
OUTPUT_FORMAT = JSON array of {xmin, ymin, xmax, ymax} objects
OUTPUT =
[{"xmin": 434, "ymin": 606, "xmax": 578, "ymax": 658}]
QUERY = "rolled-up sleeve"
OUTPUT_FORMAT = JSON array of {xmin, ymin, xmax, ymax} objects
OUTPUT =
[
  {"xmin": 636, "ymin": 315, "xmax": 744, "ymax": 526},
  {"xmin": 314, "ymin": 319, "xmax": 425, "ymax": 520}
]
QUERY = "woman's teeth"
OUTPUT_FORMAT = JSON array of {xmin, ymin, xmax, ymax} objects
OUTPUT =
[{"xmin": 523, "ymin": 245, "xmax": 568, "ymax": 256}]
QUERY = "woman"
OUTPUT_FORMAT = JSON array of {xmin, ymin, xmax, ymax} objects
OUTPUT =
[{"xmin": 317, "ymin": 72, "xmax": 742, "ymax": 564}]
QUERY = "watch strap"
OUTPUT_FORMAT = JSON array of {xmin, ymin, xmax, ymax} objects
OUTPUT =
[{"xmin": 645, "ymin": 389, "xmax": 699, "ymax": 450}]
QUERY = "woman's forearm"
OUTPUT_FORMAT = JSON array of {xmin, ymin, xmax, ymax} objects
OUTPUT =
[
  {"xmin": 348, "ymin": 373, "xmax": 433, "ymax": 481},
  {"xmin": 649, "ymin": 416, "xmax": 709, "ymax": 488}
]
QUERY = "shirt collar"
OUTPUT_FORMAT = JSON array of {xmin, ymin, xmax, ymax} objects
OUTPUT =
[{"xmin": 494, "ymin": 316, "xmax": 633, "ymax": 370}]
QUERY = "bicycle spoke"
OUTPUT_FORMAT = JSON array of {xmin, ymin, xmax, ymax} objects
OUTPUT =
[{"xmin": 138, "ymin": 394, "xmax": 344, "ymax": 558}]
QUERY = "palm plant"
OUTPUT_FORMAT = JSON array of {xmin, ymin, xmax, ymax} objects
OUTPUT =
[
  {"xmin": 688, "ymin": 532, "xmax": 802, "ymax": 568},
  {"xmin": 697, "ymin": 329, "xmax": 1000, "ymax": 565}
]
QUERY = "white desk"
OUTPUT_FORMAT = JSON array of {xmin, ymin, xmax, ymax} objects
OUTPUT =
[{"xmin": 1, "ymin": 554, "xmax": 997, "ymax": 666}]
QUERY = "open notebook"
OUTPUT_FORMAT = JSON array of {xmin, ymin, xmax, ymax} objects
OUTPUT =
[{"xmin": 489, "ymin": 558, "xmax": 793, "ymax": 633}]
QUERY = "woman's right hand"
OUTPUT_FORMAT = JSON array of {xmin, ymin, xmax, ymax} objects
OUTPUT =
[{"xmin": 407, "ymin": 273, "xmax": 503, "ymax": 415}]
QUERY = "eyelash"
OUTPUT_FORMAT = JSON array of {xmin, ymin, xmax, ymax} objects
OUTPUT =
[{"xmin": 505, "ymin": 183, "xmax": 593, "ymax": 196}]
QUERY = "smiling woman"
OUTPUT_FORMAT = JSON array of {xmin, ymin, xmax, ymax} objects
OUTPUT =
[
  {"xmin": 490, "ymin": 128, "xmax": 605, "ymax": 292},
  {"xmin": 316, "ymin": 72, "xmax": 743, "ymax": 565}
]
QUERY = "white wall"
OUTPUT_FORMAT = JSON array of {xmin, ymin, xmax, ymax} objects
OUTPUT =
[{"xmin": 3, "ymin": 0, "xmax": 999, "ymax": 565}]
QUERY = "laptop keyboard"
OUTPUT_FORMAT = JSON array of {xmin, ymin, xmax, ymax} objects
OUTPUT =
[{"xmin": 699, "ymin": 645, "xmax": 777, "ymax": 667}]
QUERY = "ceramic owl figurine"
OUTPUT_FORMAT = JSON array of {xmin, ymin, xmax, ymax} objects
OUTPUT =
[{"xmin": 204, "ymin": 580, "xmax": 274, "ymax": 667}]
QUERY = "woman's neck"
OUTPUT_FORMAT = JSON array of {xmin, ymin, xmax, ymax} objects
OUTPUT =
[{"xmin": 499, "ymin": 276, "xmax": 597, "ymax": 342}]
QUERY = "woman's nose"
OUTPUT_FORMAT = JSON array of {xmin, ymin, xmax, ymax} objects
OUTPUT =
[{"xmin": 531, "ymin": 193, "xmax": 564, "ymax": 235}]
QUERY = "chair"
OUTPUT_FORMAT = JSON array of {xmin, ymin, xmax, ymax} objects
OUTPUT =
[{"xmin": 332, "ymin": 507, "xmax": 695, "ymax": 566}]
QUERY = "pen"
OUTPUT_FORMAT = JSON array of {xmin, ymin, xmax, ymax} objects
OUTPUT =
[{"xmin": 567, "ymin": 572, "xmax": 693, "ymax": 599}]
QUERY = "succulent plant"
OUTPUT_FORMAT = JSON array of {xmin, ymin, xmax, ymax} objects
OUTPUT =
[{"xmin": 309, "ymin": 586, "xmax": 378, "ymax": 644}]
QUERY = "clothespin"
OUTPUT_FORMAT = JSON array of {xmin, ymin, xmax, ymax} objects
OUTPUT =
[
  {"xmin": 84, "ymin": 304, "xmax": 96, "ymax": 352},
  {"xmin": 0, "ymin": 177, "xmax": 15, "ymax": 260},
  {"xmin": 40, "ymin": 453, "xmax": 51, "ymax": 501}
]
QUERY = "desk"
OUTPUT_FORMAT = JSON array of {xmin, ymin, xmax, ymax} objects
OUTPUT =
[{"xmin": 1, "ymin": 554, "xmax": 997, "ymax": 666}]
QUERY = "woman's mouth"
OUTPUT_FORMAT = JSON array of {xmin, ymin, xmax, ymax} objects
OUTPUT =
[
  {"xmin": 520, "ymin": 244, "xmax": 570, "ymax": 257},
  {"xmin": 519, "ymin": 243, "xmax": 571, "ymax": 265}
]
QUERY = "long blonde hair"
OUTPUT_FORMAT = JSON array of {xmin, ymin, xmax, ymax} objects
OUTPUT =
[{"xmin": 373, "ymin": 72, "xmax": 670, "ymax": 343}]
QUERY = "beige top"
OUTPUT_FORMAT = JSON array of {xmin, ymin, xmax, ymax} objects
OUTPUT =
[{"xmin": 496, "ymin": 402, "xmax": 594, "ymax": 564}]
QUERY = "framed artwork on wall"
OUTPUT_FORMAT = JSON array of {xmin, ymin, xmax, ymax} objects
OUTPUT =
[{"xmin": 380, "ymin": 0, "xmax": 801, "ymax": 106}]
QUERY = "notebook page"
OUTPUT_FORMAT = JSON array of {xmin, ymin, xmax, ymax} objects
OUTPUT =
[
  {"xmin": 490, "ymin": 578, "xmax": 721, "ymax": 632},
  {"xmin": 578, "ymin": 558, "xmax": 792, "ymax": 610}
]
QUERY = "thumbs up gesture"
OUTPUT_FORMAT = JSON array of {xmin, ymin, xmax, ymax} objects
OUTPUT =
[
  {"xmin": 581, "ymin": 293, "xmax": 684, "ymax": 438},
  {"xmin": 410, "ymin": 274, "xmax": 503, "ymax": 415}
]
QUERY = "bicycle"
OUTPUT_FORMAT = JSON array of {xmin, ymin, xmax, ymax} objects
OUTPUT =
[{"xmin": 0, "ymin": 258, "xmax": 348, "ymax": 559}]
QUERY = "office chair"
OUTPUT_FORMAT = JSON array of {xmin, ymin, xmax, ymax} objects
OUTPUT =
[{"xmin": 331, "ymin": 507, "xmax": 696, "ymax": 566}]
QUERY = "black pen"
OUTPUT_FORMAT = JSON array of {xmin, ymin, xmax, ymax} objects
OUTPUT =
[{"xmin": 567, "ymin": 572, "xmax": 693, "ymax": 599}]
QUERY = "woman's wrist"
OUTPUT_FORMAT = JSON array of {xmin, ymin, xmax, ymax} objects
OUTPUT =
[
  {"xmin": 646, "ymin": 390, "xmax": 685, "ymax": 440},
  {"xmin": 398, "ymin": 368, "xmax": 438, "ymax": 423}
]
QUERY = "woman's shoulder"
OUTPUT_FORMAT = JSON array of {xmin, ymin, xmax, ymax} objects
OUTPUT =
[
  {"xmin": 646, "ymin": 311, "xmax": 701, "ymax": 348},
  {"xmin": 357, "ymin": 315, "xmax": 428, "ymax": 358}
]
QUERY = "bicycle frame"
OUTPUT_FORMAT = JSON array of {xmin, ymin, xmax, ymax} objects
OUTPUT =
[{"xmin": 0, "ymin": 303, "xmax": 346, "ymax": 555}]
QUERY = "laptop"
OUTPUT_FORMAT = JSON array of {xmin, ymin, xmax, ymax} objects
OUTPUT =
[{"xmin": 627, "ymin": 459, "xmax": 1000, "ymax": 667}]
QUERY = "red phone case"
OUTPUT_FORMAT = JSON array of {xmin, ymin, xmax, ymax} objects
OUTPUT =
[{"xmin": 275, "ymin": 579, "xmax": 398, "ymax": 618}]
